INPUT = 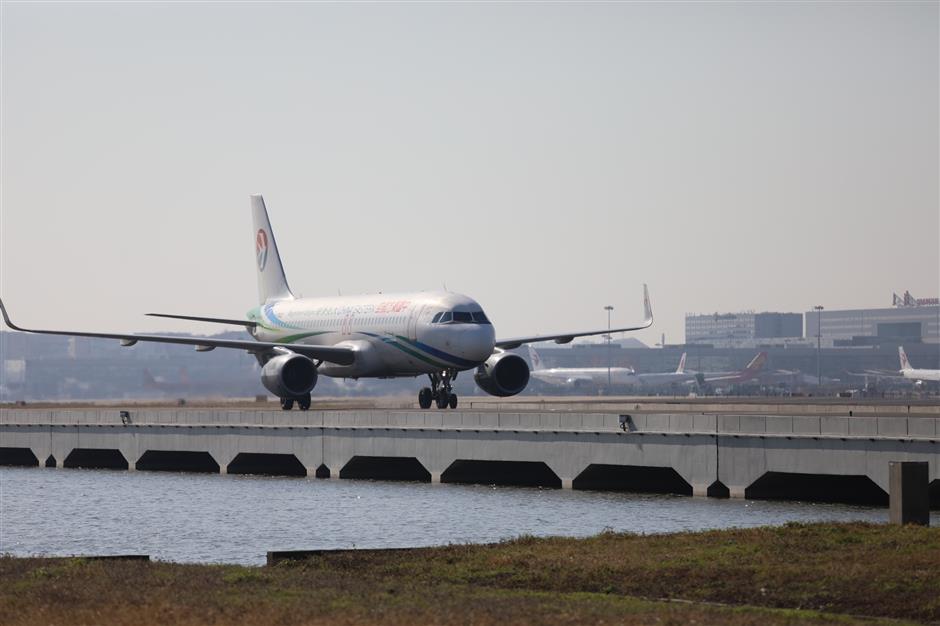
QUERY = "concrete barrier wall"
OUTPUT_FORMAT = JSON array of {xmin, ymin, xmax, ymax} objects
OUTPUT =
[
  {"xmin": 462, "ymin": 399, "xmax": 940, "ymax": 416},
  {"xmin": 2, "ymin": 409, "xmax": 938, "ymax": 439}
]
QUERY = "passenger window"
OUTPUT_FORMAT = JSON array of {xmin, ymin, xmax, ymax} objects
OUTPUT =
[
  {"xmin": 431, "ymin": 312, "xmax": 443, "ymax": 324},
  {"xmin": 453, "ymin": 312, "xmax": 472, "ymax": 323},
  {"xmin": 440, "ymin": 312, "xmax": 452, "ymax": 323}
]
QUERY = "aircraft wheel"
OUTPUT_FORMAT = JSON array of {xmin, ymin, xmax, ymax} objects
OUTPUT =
[
  {"xmin": 436, "ymin": 392, "xmax": 449, "ymax": 409},
  {"xmin": 448, "ymin": 393, "xmax": 458, "ymax": 409},
  {"xmin": 418, "ymin": 387, "xmax": 433, "ymax": 409},
  {"xmin": 280, "ymin": 398, "xmax": 294, "ymax": 411},
  {"xmin": 298, "ymin": 394, "xmax": 311, "ymax": 411}
]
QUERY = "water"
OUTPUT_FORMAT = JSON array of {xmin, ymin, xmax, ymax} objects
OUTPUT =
[{"xmin": 1, "ymin": 467, "xmax": 933, "ymax": 565}]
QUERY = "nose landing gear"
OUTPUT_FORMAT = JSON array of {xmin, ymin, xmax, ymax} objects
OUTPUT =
[{"xmin": 418, "ymin": 370, "xmax": 459, "ymax": 410}]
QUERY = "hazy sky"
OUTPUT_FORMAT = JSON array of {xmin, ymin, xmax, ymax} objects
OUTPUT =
[{"xmin": 1, "ymin": 1, "xmax": 937, "ymax": 346}]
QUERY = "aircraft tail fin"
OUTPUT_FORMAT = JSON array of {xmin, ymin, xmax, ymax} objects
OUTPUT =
[
  {"xmin": 675, "ymin": 352, "xmax": 687, "ymax": 374},
  {"xmin": 745, "ymin": 351, "xmax": 768, "ymax": 373},
  {"xmin": 528, "ymin": 345, "xmax": 544, "ymax": 371},
  {"xmin": 251, "ymin": 194, "xmax": 294, "ymax": 304},
  {"xmin": 899, "ymin": 346, "xmax": 912, "ymax": 371}
]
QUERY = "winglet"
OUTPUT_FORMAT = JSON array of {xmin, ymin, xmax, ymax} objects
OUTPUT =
[{"xmin": 0, "ymin": 297, "xmax": 23, "ymax": 331}]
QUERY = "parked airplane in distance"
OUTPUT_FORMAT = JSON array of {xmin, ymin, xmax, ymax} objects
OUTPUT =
[
  {"xmin": 898, "ymin": 346, "xmax": 940, "ymax": 383},
  {"xmin": 0, "ymin": 194, "xmax": 653, "ymax": 411},
  {"xmin": 689, "ymin": 351, "xmax": 768, "ymax": 386},
  {"xmin": 630, "ymin": 352, "xmax": 696, "ymax": 387},
  {"xmin": 854, "ymin": 347, "xmax": 940, "ymax": 386},
  {"xmin": 527, "ymin": 345, "xmax": 637, "ymax": 389},
  {"xmin": 527, "ymin": 346, "xmax": 693, "ymax": 389}
]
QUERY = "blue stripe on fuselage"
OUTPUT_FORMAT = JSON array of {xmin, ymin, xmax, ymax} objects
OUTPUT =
[{"xmin": 400, "ymin": 337, "xmax": 480, "ymax": 369}]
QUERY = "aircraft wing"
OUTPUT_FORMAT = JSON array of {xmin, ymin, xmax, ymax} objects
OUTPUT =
[
  {"xmin": 146, "ymin": 312, "xmax": 257, "ymax": 328},
  {"xmin": 565, "ymin": 376, "xmax": 594, "ymax": 385},
  {"xmin": 495, "ymin": 284, "xmax": 652, "ymax": 350},
  {"xmin": 0, "ymin": 299, "xmax": 355, "ymax": 366},
  {"xmin": 847, "ymin": 370, "xmax": 904, "ymax": 380}
]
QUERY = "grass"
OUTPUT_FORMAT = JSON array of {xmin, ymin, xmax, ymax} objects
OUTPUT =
[{"xmin": 1, "ymin": 522, "xmax": 938, "ymax": 625}]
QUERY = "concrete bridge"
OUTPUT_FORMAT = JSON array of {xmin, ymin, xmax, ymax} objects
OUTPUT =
[{"xmin": 1, "ymin": 408, "xmax": 938, "ymax": 506}]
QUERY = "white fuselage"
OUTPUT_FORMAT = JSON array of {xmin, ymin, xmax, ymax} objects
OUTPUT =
[
  {"xmin": 902, "ymin": 368, "xmax": 940, "ymax": 383},
  {"xmin": 531, "ymin": 367, "xmax": 696, "ymax": 388},
  {"xmin": 531, "ymin": 367, "xmax": 637, "ymax": 388},
  {"xmin": 634, "ymin": 371, "xmax": 698, "ymax": 386},
  {"xmin": 249, "ymin": 291, "xmax": 495, "ymax": 379}
]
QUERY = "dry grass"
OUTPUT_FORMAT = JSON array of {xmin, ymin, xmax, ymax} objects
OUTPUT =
[{"xmin": 1, "ymin": 522, "xmax": 937, "ymax": 625}]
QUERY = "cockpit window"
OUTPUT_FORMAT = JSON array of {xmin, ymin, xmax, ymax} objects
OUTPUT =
[
  {"xmin": 432, "ymin": 310, "xmax": 492, "ymax": 324},
  {"xmin": 471, "ymin": 311, "xmax": 490, "ymax": 324}
]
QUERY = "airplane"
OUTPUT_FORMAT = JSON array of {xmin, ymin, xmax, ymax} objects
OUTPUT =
[
  {"xmin": 0, "ymin": 194, "xmax": 653, "ymax": 411},
  {"xmin": 527, "ymin": 346, "xmax": 694, "ymax": 389},
  {"xmin": 630, "ymin": 352, "xmax": 696, "ymax": 387},
  {"xmin": 852, "ymin": 346, "xmax": 940, "ymax": 386},
  {"xmin": 898, "ymin": 346, "xmax": 939, "ymax": 384},
  {"xmin": 526, "ymin": 345, "xmax": 637, "ymax": 389},
  {"xmin": 688, "ymin": 351, "xmax": 767, "ymax": 386}
]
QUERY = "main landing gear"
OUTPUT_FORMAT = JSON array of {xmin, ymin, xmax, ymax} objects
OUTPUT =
[
  {"xmin": 280, "ymin": 393, "xmax": 311, "ymax": 411},
  {"xmin": 418, "ymin": 370, "xmax": 458, "ymax": 410}
]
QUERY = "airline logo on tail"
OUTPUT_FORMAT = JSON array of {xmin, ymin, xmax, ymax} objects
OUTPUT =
[
  {"xmin": 745, "ymin": 352, "xmax": 767, "ymax": 375},
  {"xmin": 899, "ymin": 346, "xmax": 912, "ymax": 371},
  {"xmin": 528, "ymin": 345, "xmax": 544, "ymax": 370},
  {"xmin": 256, "ymin": 229, "xmax": 269, "ymax": 271}
]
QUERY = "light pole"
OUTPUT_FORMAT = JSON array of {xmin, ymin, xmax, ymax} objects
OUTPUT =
[
  {"xmin": 813, "ymin": 305, "xmax": 824, "ymax": 386},
  {"xmin": 604, "ymin": 305, "xmax": 614, "ymax": 390}
]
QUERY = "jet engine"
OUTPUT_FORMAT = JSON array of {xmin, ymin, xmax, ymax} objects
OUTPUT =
[
  {"xmin": 261, "ymin": 353, "xmax": 318, "ymax": 398},
  {"xmin": 474, "ymin": 352, "xmax": 530, "ymax": 397}
]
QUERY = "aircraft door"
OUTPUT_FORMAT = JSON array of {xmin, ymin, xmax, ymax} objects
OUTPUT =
[{"xmin": 407, "ymin": 305, "xmax": 425, "ymax": 341}]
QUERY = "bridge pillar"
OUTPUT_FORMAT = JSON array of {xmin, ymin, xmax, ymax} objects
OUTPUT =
[
  {"xmin": 545, "ymin": 460, "xmax": 582, "ymax": 491},
  {"xmin": 692, "ymin": 483, "xmax": 709, "ymax": 497},
  {"xmin": 729, "ymin": 486, "xmax": 747, "ymax": 499},
  {"xmin": 208, "ymin": 450, "xmax": 235, "ymax": 475},
  {"xmin": 31, "ymin": 446, "xmax": 51, "ymax": 468},
  {"xmin": 890, "ymin": 461, "xmax": 929, "ymax": 526},
  {"xmin": 430, "ymin": 472, "xmax": 442, "ymax": 484}
]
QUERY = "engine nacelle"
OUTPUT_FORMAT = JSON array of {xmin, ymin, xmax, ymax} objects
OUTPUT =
[
  {"xmin": 474, "ymin": 352, "xmax": 530, "ymax": 397},
  {"xmin": 261, "ymin": 353, "xmax": 318, "ymax": 398}
]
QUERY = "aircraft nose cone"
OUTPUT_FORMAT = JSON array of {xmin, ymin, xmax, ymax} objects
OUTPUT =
[{"xmin": 464, "ymin": 324, "xmax": 496, "ymax": 362}]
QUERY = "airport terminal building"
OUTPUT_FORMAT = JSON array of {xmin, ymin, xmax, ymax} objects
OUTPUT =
[
  {"xmin": 685, "ymin": 312, "xmax": 803, "ymax": 348},
  {"xmin": 804, "ymin": 304, "xmax": 939, "ymax": 347}
]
